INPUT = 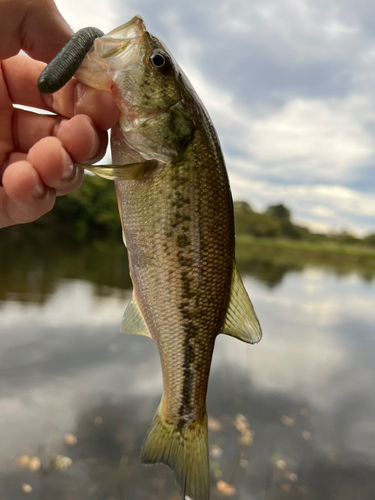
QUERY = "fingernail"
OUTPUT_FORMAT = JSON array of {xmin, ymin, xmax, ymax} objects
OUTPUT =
[
  {"xmin": 89, "ymin": 133, "xmax": 100, "ymax": 160},
  {"xmin": 33, "ymin": 179, "xmax": 45, "ymax": 198},
  {"xmin": 61, "ymin": 160, "xmax": 74, "ymax": 180}
]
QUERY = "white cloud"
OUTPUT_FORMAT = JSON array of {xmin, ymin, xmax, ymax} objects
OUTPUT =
[
  {"xmin": 166, "ymin": 40, "xmax": 374, "ymax": 186},
  {"xmin": 1, "ymin": 280, "xmax": 129, "ymax": 328},
  {"xmin": 324, "ymin": 18, "xmax": 359, "ymax": 40},
  {"xmin": 230, "ymin": 174, "xmax": 375, "ymax": 234},
  {"xmin": 213, "ymin": 271, "xmax": 353, "ymax": 413},
  {"xmin": 310, "ymin": 205, "xmax": 335, "ymax": 218},
  {"xmin": 211, "ymin": 0, "xmax": 361, "ymax": 64},
  {"xmin": 51, "ymin": 0, "xmax": 375, "ymax": 234},
  {"xmin": 202, "ymin": 92, "xmax": 374, "ymax": 184},
  {"xmin": 248, "ymin": 96, "xmax": 375, "ymax": 180},
  {"xmin": 190, "ymin": 70, "xmax": 374, "ymax": 231},
  {"xmin": 55, "ymin": 0, "xmax": 122, "ymax": 32}
]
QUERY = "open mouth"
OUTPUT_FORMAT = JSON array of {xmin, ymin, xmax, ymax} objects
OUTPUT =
[
  {"xmin": 74, "ymin": 16, "xmax": 147, "ymax": 92},
  {"xmin": 104, "ymin": 15, "xmax": 146, "ymax": 41},
  {"xmin": 37, "ymin": 16, "xmax": 148, "ymax": 95}
]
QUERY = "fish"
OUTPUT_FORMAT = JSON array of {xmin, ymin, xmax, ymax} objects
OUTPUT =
[{"xmin": 39, "ymin": 15, "xmax": 262, "ymax": 500}]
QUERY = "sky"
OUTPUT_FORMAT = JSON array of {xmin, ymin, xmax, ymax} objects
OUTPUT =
[{"xmin": 54, "ymin": 0, "xmax": 375, "ymax": 236}]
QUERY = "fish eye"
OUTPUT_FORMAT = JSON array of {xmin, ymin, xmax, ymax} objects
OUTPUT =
[
  {"xmin": 149, "ymin": 50, "xmax": 171, "ymax": 72},
  {"xmin": 152, "ymin": 54, "xmax": 165, "ymax": 67}
]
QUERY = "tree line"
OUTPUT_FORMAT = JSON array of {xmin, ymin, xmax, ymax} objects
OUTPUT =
[
  {"xmin": 2, "ymin": 174, "xmax": 375, "ymax": 247},
  {"xmin": 233, "ymin": 200, "xmax": 375, "ymax": 246}
]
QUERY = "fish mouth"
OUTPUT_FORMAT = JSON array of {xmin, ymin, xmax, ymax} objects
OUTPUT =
[
  {"xmin": 74, "ymin": 16, "xmax": 147, "ymax": 91},
  {"xmin": 37, "ymin": 16, "xmax": 147, "ymax": 94},
  {"xmin": 93, "ymin": 15, "xmax": 146, "ymax": 68},
  {"xmin": 104, "ymin": 15, "xmax": 146, "ymax": 41}
]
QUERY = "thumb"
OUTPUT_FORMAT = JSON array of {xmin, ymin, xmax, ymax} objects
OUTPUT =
[
  {"xmin": 22, "ymin": 0, "xmax": 74, "ymax": 62},
  {"xmin": 0, "ymin": 0, "xmax": 73, "ymax": 62}
]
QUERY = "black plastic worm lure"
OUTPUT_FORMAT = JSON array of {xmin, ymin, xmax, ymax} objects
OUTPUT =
[{"xmin": 37, "ymin": 27, "xmax": 104, "ymax": 94}]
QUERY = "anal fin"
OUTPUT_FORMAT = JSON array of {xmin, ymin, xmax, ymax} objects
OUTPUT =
[
  {"xmin": 120, "ymin": 294, "xmax": 152, "ymax": 338},
  {"xmin": 221, "ymin": 263, "xmax": 262, "ymax": 344}
]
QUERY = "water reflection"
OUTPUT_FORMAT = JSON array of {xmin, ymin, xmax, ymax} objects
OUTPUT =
[
  {"xmin": 236, "ymin": 259, "xmax": 303, "ymax": 289},
  {"xmin": 2, "ymin": 232, "xmax": 374, "ymax": 305},
  {"xmin": 1, "ymin": 239, "xmax": 375, "ymax": 499},
  {"xmin": 0, "ymin": 236, "xmax": 131, "ymax": 304}
]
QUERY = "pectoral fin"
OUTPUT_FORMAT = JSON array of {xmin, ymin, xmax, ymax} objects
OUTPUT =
[
  {"xmin": 76, "ymin": 161, "xmax": 156, "ymax": 181},
  {"xmin": 120, "ymin": 295, "xmax": 152, "ymax": 338},
  {"xmin": 221, "ymin": 264, "xmax": 262, "ymax": 344}
]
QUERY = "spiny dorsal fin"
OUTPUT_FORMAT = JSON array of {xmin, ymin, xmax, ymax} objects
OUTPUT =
[
  {"xmin": 120, "ymin": 295, "xmax": 152, "ymax": 338},
  {"xmin": 221, "ymin": 264, "xmax": 262, "ymax": 344}
]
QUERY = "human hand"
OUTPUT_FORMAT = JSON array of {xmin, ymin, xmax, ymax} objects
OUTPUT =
[{"xmin": 0, "ymin": 0, "xmax": 119, "ymax": 228}]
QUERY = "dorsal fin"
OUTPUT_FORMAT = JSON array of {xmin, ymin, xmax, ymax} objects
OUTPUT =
[
  {"xmin": 120, "ymin": 295, "xmax": 152, "ymax": 338},
  {"xmin": 221, "ymin": 264, "xmax": 262, "ymax": 344}
]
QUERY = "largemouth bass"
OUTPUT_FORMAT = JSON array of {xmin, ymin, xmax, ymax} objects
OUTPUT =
[{"xmin": 39, "ymin": 15, "xmax": 262, "ymax": 500}]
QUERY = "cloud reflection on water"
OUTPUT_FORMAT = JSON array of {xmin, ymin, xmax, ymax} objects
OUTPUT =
[{"xmin": 1, "ymin": 267, "xmax": 375, "ymax": 498}]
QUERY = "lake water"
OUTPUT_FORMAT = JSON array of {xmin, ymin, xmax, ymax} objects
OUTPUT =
[{"xmin": 1, "ymin": 239, "xmax": 375, "ymax": 500}]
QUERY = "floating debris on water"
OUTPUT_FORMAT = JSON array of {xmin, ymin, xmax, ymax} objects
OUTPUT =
[
  {"xmin": 53, "ymin": 455, "xmax": 72, "ymax": 471},
  {"xmin": 22, "ymin": 484, "xmax": 32, "ymax": 493},
  {"xmin": 234, "ymin": 414, "xmax": 248, "ymax": 433},
  {"xmin": 17, "ymin": 455, "xmax": 30, "ymax": 468},
  {"xmin": 210, "ymin": 445, "xmax": 223, "ymax": 458},
  {"xmin": 299, "ymin": 408, "xmax": 308, "ymax": 417},
  {"xmin": 64, "ymin": 433, "xmax": 78, "ymax": 445},
  {"xmin": 17, "ymin": 455, "xmax": 41, "ymax": 471},
  {"xmin": 208, "ymin": 415, "xmax": 222, "ymax": 432},
  {"xmin": 301, "ymin": 430, "xmax": 311, "ymax": 440},
  {"xmin": 280, "ymin": 415, "xmax": 295, "ymax": 427},
  {"xmin": 275, "ymin": 459, "xmax": 287, "ymax": 470},
  {"xmin": 239, "ymin": 430, "xmax": 253, "ymax": 446},
  {"xmin": 216, "ymin": 480, "xmax": 236, "ymax": 496},
  {"xmin": 234, "ymin": 413, "xmax": 253, "ymax": 445},
  {"xmin": 286, "ymin": 472, "xmax": 298, "ymax": 482},
  {"xmin": 29, "ymin": 457, "xmax": 41, "ymax": 471}
]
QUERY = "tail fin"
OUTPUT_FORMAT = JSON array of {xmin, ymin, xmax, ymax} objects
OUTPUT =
[{"xmin": 141, "ymin": 408, "xmax": 209, "ymax": 500}]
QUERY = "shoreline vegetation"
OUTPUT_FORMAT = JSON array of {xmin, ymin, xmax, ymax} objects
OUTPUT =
[{"xmin": 2, "ymin": 174, "xmax": 375, "ymax": 272}]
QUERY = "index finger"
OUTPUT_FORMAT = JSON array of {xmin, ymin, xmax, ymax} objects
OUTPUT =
[
  {"xmin": 2, "ymin": 55, "xmax": 119, "ymax": 130},
  {"xmin": 2, "ymin": 54, "xmax": 76, "ymax": 116}
]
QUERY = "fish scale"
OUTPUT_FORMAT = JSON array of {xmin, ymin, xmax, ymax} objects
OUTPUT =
[
  {"xmin": 40, "ymin": 14, "xmax": 262, "ymax": 500},
  {"xmin": 115, "ymin": 125, "xmax": 233, "ymax": 426}
]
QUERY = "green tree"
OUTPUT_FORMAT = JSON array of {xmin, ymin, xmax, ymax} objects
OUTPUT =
[
  {"xmin": 234, "ymin": 202, "xmax": 283, "ymax": 238},
  {"xmin": 53, "ymin": 174, "xmax": 120, "ymax": 240},
  {"xmin": 337, "ymin": 231, "xmax": 361, "ymax": 246},
  {"xmin": 233, "ymin": 201, "xmax": 253, "ymax": 212},
  {"xmin": 363, "ymin": 233, "xmax": 375, "ymax": 246},
  {"xmin": 266, "ymin": 204, "xmax": 291, "ymax": 221},
  {"xmin": 266, "ymin": 203, "xmax": 305, "ymax": 239},
  {"xmin": 245, "ymin": 212, "xmax": 283, "ymax": 238}
]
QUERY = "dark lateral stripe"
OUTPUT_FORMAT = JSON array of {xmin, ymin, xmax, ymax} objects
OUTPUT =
[
  {"xmin": 38, "ymin": 27, "xmax": 104, "ymax": 94},
  {"xmin": 177, "ymin": 252, "xmax": 196, "ymax": 425}
]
